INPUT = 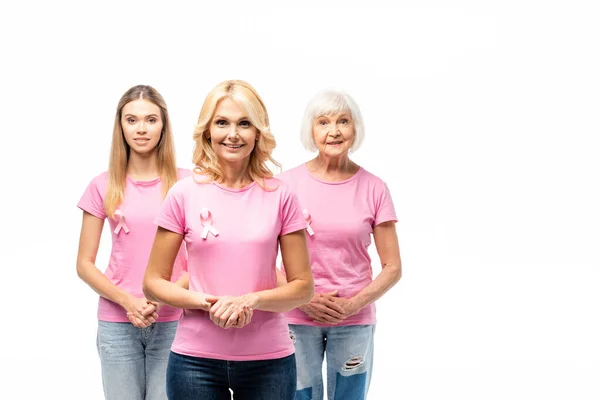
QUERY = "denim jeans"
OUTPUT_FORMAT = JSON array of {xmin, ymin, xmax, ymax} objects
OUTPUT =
[
  {"xmin": 96, "ymin": 321, "xmax": 177, "ymax": 400},
  {"xmin": 289, "ymin": 324, "xmax": 375, "ymax": 400},
  {"xmin": 166, "ymin": 351, "xmax": 296, "ymax": 399}
]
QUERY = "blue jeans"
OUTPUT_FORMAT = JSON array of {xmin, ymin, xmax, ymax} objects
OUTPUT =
[
  {"xmin": 97, "ymin": 321, "xmax": 177, "ymax": 400},
  {"xmin": 289, "ymin": 324, "xmax": 375, "ymax": 400},
  {"xmin": 167, "ymin": 351, "xmax": 296, "ymax": 399}
]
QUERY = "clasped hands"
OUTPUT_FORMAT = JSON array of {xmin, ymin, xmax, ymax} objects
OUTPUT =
[
  {"xmin": 299, "ymin": 290, "xmax": 360, "ymax": 324},
  {"xmin": 200, "ymin": 293, "xmax": 257, "ymax": 329}
]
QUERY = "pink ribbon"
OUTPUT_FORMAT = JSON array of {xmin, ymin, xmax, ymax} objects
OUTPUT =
[
  {"xmin": 113, "ymin": 209, "xmax": 130, "ymax": 234},
  {"xmin": 303, "ymin": 209, "xmax": 314, "ymax": 236},
  {"xmin": 200, "ymin": 208, "xmax": 219, "ymax": 239}
]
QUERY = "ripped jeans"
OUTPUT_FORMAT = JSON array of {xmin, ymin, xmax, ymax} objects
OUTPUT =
[{"xmin": 289, "ymin": 324, "xmax": 374, "ymax": 400}]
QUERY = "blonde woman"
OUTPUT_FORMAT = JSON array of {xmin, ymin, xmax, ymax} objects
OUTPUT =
[
  {"xmin": 278, "ymin": 89, "xmax": 402, "ymax": 400},
  {"xmin": 76, "ymin": 85, "xmax": 190, "ymax": 400},
  {"xmin": 143, "ymin": 80, "xmax": 314, "ymax": 399}
]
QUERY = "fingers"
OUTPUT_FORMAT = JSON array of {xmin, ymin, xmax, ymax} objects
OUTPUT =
[
  {"xmin": 141, "ymin": 302, "xmax": 157, "ymax": 317},
  {"xmin": 324, "ymin": 290, "xmax": 339, "ymax": 297},
  {"xmin": 127, "ymin": 312, "xmax": 153, "ymax": 328},
  {"xmin": 313, "ymin": 303, "xmax": 344, "ymax": 320}
]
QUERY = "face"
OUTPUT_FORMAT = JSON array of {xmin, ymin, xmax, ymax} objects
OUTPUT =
[
  {"xmin": 208, "ymin": 97, "xmax": 258, "ymax": 165},
  {"xmin": 121, "ymin": 99, "xmax": 163, "ymax": 155},
  {"xmin": 312, "ymin": 112, "xmax": 355, "ymax": 156}
]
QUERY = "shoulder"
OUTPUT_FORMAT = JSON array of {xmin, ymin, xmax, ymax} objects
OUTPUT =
[
  {"xmin": 176, "ymin": 167, "xmax": 193, "ymax": 180},
  {"xmin": 356, "ymin": 167, "xmax": 388, "ymax": 187},
  {"xmin": 87, "ymin": 171, "xmax": 109, "ymax": 190},
  {"xmin": 276, "ymin": 163, "xmax": 306, "ymax": 183}
]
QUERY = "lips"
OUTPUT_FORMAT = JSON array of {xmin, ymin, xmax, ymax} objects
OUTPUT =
[
  {"xmin": 327, "ymin": 141, "xmax": 343, "ymax": 145},
  {"xmin": 222, "ymin": 143, "xmax": 244, "ymax": 149}
]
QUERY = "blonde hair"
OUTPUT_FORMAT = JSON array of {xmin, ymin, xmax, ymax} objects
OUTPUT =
[
  {"xmin": 105, "ymin": 85, "xmax": 178, "ymax": 218},
  {"xmin": 192, "ymin": 80, "xmax": 280, "ymax": 187}
]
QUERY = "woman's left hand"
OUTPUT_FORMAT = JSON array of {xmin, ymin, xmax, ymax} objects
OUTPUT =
[
  {"xmin": 316, "ymin": 297, "xmax": 361, "ymax": 324},
  {"xmin": 208, "ymin": 294, "xmax": 259, "ymax": 329}
]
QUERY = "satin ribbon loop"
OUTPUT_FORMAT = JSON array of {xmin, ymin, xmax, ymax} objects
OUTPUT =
[
  {"xmin": 200, "ymin": 208, "xmax": 219, "ymax": 239},
  {"xmin": 303, "ymin": 209, "xmax": 314, "ymax": 236},
  {"xmin": 113, "ymin": 209, "xmax": 130, "ymax": 234}
]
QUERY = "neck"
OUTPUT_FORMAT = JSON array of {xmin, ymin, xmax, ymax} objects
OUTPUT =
[
  {"xmin": 127, "ymin": 150, "xmax": 160, "ymax": 180},
  {"xmin": 308, "ymin": 153, "xmax": 358, "ymax": 177},
  {"xmin": 220, "ymin": 159, "xmax": 253, "ymax": 188}
]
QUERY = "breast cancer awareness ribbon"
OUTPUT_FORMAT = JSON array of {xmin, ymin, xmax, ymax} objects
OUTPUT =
[
  {"xmin": 200, "ymin": 208, "xmax": 219, "ymax": 239},
  {"xmin": 113, "ymin": 209, "xmax": 130, "ymax": 234},
  {"xmin": 303, "ymin": 209, "xmax": 314, "ymax": 236}
]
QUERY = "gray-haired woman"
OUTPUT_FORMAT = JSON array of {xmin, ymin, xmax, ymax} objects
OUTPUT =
[{"xmin": 278, "ymin": 89, "xmax": 402, "ymax": 400}]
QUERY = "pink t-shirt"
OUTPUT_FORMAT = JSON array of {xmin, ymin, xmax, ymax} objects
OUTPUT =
[
  {"xmin": 77, "ymin": 169, "xmax": 191, "ymax": 322},
  {"xmin": 155, "ymin": 175, "xmax": 305, "ymax": 361},
  {"xmin": 278, "ymin": 163, "xmax": 397, "ymax": 326}
]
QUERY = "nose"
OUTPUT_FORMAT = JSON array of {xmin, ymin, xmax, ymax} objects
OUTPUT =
[
  {"xmin": 227, "ymin": 125, "xmax": 239, "ymax": 140},
  {"xmin": 328, "ymin": 128, "xmax": 341, "ymax": 137},
  {"xmin": 137, "ymin": 121, "xmax": 147, "ymax": 134}
]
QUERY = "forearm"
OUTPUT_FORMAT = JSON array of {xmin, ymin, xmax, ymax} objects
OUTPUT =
[
  {"xmin": 77, "ymin": 261, "xmax": 131, "ymax": 306},
  {"xmin": 352, "ymin": 262, "xmax": 402, "ymax": 310},
  {"xmin": 143, "ymin": 275, "xmax": 202, "ymax": 309},
  {"xmin": 250, "ymin": 277, "xmax": 314, "ymax": 313}
]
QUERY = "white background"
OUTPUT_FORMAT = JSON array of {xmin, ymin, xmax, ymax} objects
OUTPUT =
[{"xmin": 1, "ymin": 1, "xmax": 599, "ymax": 399}]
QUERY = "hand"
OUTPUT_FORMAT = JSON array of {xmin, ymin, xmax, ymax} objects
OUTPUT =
[
  {"xmin": 328, "ymin": 296, "xmax": 361, "ymax": 322},
  {"xmin": 192, "ymin": 293, "xmax": 220, "ymax": 312},
  {"xmin": 124, "ymin": 296, "xmax": 159, "ymax": 328},
  {"xmin": 207, "ymin": 294, "xmax": 258, "ymax": 329},
  {"xmin": 298, "ymin": 290, "xmax": 346, "ymax": 324}
]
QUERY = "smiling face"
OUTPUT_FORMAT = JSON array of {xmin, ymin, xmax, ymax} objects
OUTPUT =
[
  {"xmin": 207, "ymin": 97, "xmax": 258, "ymax": 167},
  {"xmin": 312, "ymin": 112, "xmax": 355, "ymax": 157},
  {"xmin": 121, "ymin": 99, "xmax": 163, "ymax": 156}
]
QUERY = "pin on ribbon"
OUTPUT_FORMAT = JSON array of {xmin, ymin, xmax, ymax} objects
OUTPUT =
[
  {"xmin": 200, "ymin": 208, "xmax": 219, "ymax": 239},
  {"xmin": 113, "ymin": 209, "xmax": 130, "ymax": 234},
  {"xmin": 303, "ymin": 209, "xmax": 314, "ymax": 236}
]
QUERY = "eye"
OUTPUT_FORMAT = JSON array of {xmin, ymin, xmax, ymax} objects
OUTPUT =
[
  {"xmin": 215, "ymin": 119, "xmax": 227, "ymax": 127},
  {"xmin": 239, "ymin": 120, "xmax": 251, "ymax": 128},
  {"xmin": 339, "ymin": 118, "xmax": 349, "ymax": 125},
  {"xmin": 318, "ymin": 120, "xmax": 328, "ymax": 126},
  {"xmin": 148, "ymin": 118, "xmax": 157, "ymax": 124},
  {"xmin": 127, "ymin": 118, "xmax": 136, "ymax": 124}
]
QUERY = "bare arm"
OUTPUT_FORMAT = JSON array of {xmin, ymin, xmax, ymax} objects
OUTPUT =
[
  {"xmin": 143, "ymin": 227, "xmax": 212, "ymax": 310},
  {"xmin": 76, "ymin": 211, "xmax": 133, "ymax": 307},
  {"xmin": 209, "ymin": 229, "xmax": 314, "ymax": 329},
  {"xmin": 251, "ymin": 229, "xmax": 314, "ymax": 312},
  {"xmin": 77, "ymin": 211, "xmax": 157, "ymax": 327},
  {"xmin": 341, "ymin": 221, "xmax": 402, "ymax": 314}
]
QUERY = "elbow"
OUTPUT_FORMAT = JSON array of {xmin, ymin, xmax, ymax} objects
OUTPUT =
[
  {"xmin": 393, "ymin": 265, "xmax": 402, "ymax": 284},
  {"xmin": 300, "ymin": 278, "xmax": 314, "ymax": 305},
  {"xmin": 142, "ymin": 278, "xmax": 157, "ymax": 302},
  {"xmin": 76, "ymin": 260, "xmax": 88, "ymax": 281}
]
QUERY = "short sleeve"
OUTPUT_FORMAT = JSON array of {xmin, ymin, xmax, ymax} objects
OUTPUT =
[
  {"xmin": 279, "ymin": 184, "xmax": 306, "ymax": 236},
  {"xmin": 374, "ymin": 182, "xmax": 398, "ymax": 227},
  {"xmin": 155, "ymin": 181, "xmax": 186, "ymax": 235},
  {"xmin": 77, "ymin": 177, "xmax": 106, "ymax": 220}
]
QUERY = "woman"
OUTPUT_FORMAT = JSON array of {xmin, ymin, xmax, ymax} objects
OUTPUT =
[
  {"xmin": 76, "ymin": 85, "xmax": 190, "ymax": 399},
  {"xmin": 143, "ymin": 80, "xmax": 314, "ymax": 399},
  {"xmin": 278, "ymin": 89, "xmax": 402, "ymax": 400}
]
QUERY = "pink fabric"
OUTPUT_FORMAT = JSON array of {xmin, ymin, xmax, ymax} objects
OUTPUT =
[
  {"xmin": 77, "ymin": 169, "xmax": 191, "ymax": 322},
  {"xmin": 155, "ymin": 175, "xmax": 306, "ymax": 361},
  {"xmin": 278, "ymin": 163, "xmax": 397, "ymax": 326}
]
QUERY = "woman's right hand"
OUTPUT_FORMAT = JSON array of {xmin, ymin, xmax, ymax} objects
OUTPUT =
[
  {"xmin": 123, "ymin": 295, "xmax": 159, "ymax": 328},
  {"xmin": 299, "ymin": 290, "xmax": 346, "ymax": 324}
]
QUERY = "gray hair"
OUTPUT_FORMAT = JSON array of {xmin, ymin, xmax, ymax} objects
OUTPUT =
[{"xmin": 300, "ymin": 89, "xmax": 365, "ymax": 152}]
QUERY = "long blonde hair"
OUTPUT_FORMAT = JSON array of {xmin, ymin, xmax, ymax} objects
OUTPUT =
[
  {"xmin": 192, "ymin": 80, "xmax": 280, "ymax": 186},
  {"xmin": 105, "ymin": 85, "xmax": 178, "ymax": 218}
]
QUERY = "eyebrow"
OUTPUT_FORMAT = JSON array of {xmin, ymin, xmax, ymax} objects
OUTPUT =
[
  {"xmin": 213, "ymin": 115, "xmax": 250, "ymax": 121},
  {"xmin": 123, "ymin": 113, "xmax": 160, "ymax": 118}
]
